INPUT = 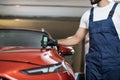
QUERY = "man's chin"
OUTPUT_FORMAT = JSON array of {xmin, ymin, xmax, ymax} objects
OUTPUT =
[{"xmin": 90, "ymin": 0, "xmax": 101, "ymax": 5}]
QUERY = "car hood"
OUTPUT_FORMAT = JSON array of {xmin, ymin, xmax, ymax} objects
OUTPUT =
[{"xmin": 0, "ymin": 47, "xmax": 63, "ymax": 66}]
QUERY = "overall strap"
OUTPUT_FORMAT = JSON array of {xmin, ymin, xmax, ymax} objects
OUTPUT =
[
  {"xmin": 108, "ymin": 3, "xmax": 118, "ymax": 18},
  {"xmin": 89, "ymin": 7, "xmax": 94, "ymax": 22}
]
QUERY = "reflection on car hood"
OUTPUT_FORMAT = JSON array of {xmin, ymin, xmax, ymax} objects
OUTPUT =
[{"xmin": 0, "ymin": 47, "xmax": 63, "ymax": 66}]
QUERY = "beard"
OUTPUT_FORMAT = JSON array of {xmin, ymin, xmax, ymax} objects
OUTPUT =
[{"xmin": 90, "ymin": 0, "xmax": 101, "ymax": 4}]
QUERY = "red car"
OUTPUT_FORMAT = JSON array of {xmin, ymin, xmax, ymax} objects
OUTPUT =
[{"xmin": 0, "ymin": 29, "xmax": 75, "ymax": 80}]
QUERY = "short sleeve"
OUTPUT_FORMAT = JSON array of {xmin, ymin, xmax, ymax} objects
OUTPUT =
[{"xmin": 79, "ymin": 10, "xmax": 90, "ymax": 29}]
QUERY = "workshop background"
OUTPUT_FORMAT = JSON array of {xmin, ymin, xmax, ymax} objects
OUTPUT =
[{"xmin": 0, "ymin": 0, "xmax": 119, "ymax": 76}]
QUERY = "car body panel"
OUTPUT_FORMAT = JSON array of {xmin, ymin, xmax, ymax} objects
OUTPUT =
[{"xmin": 0, "ymin": 47, "xmax": 63, "ymax": 65}]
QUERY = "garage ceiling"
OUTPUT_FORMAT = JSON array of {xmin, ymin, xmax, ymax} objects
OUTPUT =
[
  {"xmin": 0, "ymin": 0, "xmax": 118, "ymax": 19},
  {"xmin": 0, "ymin": 0, "xmax": 91, "ymax": 18}
]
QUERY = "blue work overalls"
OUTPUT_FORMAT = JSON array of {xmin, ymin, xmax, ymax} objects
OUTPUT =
[{"xmin": 86, "ymin": 3, "xmax": 120, "ymax": 80}]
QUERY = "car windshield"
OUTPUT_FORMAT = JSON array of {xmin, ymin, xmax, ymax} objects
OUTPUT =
[{"xmin": 0, "ymin": 29, "xmax": 47, "ymax": 48}]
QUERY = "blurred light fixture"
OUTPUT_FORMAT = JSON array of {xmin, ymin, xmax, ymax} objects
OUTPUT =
[
  {"xmin": 15, "ymin": 5, "xmax": 20, "ymax": 7},
  {"xmin": 14, "ymin": 19, "xmax": 20, "ymax": 21},
  {"xmin": 114, "ymin": 0, "xmax": 120, "ymax": 2},
  {"xmin": 109, "ymin": 0, "xmax": 120, "ymax": 2}
]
